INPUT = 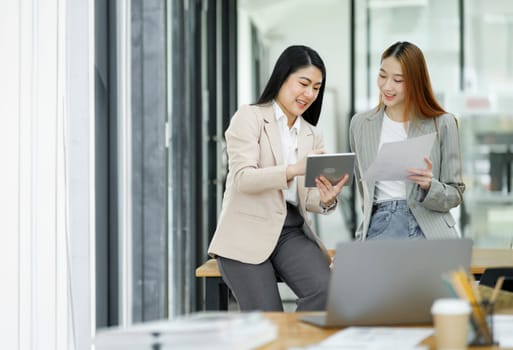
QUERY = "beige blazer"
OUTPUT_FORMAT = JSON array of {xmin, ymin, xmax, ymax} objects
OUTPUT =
[
  {"xmin": 208, "ymin": 103, "xmax": 334, "ymax": 264},
  {"xmin": 349, "ymin": 106, "xmax": 466, "ymax": 240}
]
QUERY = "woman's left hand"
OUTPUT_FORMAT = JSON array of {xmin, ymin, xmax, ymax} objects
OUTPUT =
[
  {"xmin": 407, "ymin": 157, "xmax": 433, "ymax": 190},
  {"xmin": 316, "ymin": 174, "xmax": 349, "ymax": 207}
]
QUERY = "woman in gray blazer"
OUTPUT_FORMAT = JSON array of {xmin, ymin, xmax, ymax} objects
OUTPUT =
[
  {"xmin": 349, "ymin": 41, "xmax": 465, "ymax": 241},
  {"xmin": 208, "ymin": 46, "xmax": 349, "ymax": 311}
]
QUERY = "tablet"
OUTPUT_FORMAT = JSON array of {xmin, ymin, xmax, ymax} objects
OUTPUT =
[{"xmin": 304, "ymin": 152, "xmax": 355, "ymax": 187}]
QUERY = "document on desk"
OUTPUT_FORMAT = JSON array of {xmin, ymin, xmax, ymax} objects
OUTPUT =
[
  {"xmin": 493, "ymin": 315, "xmax": 513, "ymax": 347},
  {"xmin": 362, "ymin": 132, "xmax": 437, "ymax": 181},
  {"xmin": 295, "ymin": 327, "xmax": 433, "ymax": 350},
  {"xmin": 95, "ymin": 311, "xmax": 277, "ymax": 350}
]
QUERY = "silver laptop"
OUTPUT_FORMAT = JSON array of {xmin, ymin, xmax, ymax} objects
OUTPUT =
[{"xmin": 301, "ymin": 238, "xmax": 473, "ymax": 327}]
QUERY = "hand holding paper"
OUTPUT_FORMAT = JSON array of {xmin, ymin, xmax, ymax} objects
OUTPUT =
[
  {"xmin": 407, "ymin": 157, "xmax": 434, "ymax": 190},
  {"xmin": 362, "ymin": 133, "xmax": 436, "ymax": 181}
]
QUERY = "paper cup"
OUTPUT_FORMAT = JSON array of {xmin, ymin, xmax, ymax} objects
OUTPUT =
[{"xmin": 431, "ymin": 298, "xmax": 471, "ymax": 350}]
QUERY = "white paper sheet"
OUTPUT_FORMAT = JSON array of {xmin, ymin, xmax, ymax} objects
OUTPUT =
[
  {"xmin": 362, "ymin": 133, "xmax": 437, "ymax": 181},
  {"xmin": 493, "ymin": 315, "xmax": 513, "ymax": 347},
  {"xmin": 94, "ymin": 312, "xmax": 277, "ymax": 350},
  {"xmin": 294, "ymin": 327, "xmax": 433, "ymax": 350}
]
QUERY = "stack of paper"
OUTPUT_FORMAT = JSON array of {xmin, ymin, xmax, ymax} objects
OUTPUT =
[
  {"xmin": 292, "ymin": 327, "xmax": 433, "ymax": 350},
  {"xmin": 95, "ymin": 312, "xmax": 277, "ymax": 350}
]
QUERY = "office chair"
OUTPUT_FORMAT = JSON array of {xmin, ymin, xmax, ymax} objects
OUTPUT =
[{"xmin": 479, "ymin": 267, "xmax": 513, "ymax": 292}]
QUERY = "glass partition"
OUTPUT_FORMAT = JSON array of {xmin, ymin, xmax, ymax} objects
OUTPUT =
[
  {"xmin": 354, "ymin": 0, "xmax": 463, "ymax": 233},
  {"xmin": 355, "ymin": 0, "xmax": 460, "ymax": 112},
  {"xmin": 355, "ymin": 0, "xmax": 513, "ymax": 247},
  {"xmin": 455, "ymin": 0, "xmax": 513, "ymax": 247},
  {"xmin": 240, "ymin": 0, "xmax": 513, "ymax": 247}
]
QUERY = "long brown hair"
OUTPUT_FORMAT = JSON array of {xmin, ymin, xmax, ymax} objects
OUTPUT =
[{"xmin": 378, "ymin": 41, "xmax": 446, "ymax": 121}]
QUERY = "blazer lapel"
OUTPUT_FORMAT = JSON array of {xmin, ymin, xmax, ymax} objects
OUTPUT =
[
  {"xmin": 359, "ymin": 108, "xmax": 384, "ymax": 195},
  {"xmin": 297, "ymin": 117, "xmax": 314, "ymax": 161},
  {"xmin": 362, "ymin": 108, "xmax": 384, "ymax": 171},
  {"xmin": 408, "ymin": 115, "xmax": 434, "ymax": 139},
  {"xmin": 260, "ymin": 105, "xmax": 284, "ymax": 166}
]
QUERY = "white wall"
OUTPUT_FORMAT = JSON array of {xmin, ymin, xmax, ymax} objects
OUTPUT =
[
  {"xmin": 237, "ymin": 8, "xmax": 254, "ymax": 106},
  {"xmin": 0, "ymin": 0, "xmax": 94, "ymax": 349}
]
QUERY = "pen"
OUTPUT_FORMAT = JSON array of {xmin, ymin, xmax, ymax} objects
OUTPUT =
[{"xmin": 489, "ymin": 276, "xmax": 505, "ymax": 305}]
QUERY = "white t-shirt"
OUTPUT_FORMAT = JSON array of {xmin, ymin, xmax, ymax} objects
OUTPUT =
[{"xmin": 374, "ymin": 112, "xmax": 407, "ymax": 202}]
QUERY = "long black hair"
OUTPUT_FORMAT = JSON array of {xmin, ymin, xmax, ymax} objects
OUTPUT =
[{"xmin": 255, "ymin": 45, "xmax": 326, "ymax": 126}]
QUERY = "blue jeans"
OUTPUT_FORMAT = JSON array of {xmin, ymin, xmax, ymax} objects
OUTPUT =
[{"xmin": 366, "ymin": 200, "xmax": 425, "ymax": 240}]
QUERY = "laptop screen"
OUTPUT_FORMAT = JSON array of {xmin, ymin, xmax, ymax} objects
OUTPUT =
[{"xmin": 316, "ymin": 238, "xmax": 473, "ymax": 327}]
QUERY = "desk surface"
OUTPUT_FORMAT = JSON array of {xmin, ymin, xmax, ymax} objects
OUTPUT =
[
  {"xmin": 259, "ymin": 311, "xmax": 511, "ymax": 350},
  {"xmin": 196, "ymin": 248, "xmax": 513, "ymax": 277},
  {"xmin": 471, "ymin": 248, "xmax": 513, "ymax": 274}
]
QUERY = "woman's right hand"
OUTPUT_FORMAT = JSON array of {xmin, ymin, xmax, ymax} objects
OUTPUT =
[{"xmin": 286, "ymin": 148, "xmax": 325, "ymax": 180}]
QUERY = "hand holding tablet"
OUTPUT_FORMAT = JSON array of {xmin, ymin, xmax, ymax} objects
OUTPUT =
[{"xmin": 304, "ymin": 152, "xmax": 355, "ymax": 187}]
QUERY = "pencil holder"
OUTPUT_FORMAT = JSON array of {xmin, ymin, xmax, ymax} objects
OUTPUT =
[{"xmin": 468, "ymin": 300, "xmax": 497, "ymax": 346}]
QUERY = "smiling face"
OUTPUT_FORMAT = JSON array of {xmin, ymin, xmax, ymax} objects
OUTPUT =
[
  {"xmin": 275, "ymin": 65, "xmax": 323, "ymax": 123},
  {"xmin": 377, "ymin": 56, "xmax": 406, "ymax": 120}
]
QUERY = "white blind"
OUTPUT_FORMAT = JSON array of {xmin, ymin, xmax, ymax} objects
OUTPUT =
[{"xmin": 0, "ymin": 0, "xmax": 94, "ymax": 349}]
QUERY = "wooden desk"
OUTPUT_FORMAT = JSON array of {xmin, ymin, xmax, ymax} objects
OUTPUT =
[
  {"xmin": 259, "ymin": 311, "xmax": 511, "ymax": 350},
  {"xmin": 196, "ymin": 248, "xmax": 513, "ymax": 310},
  {"xmin": 470, "ymin": 248, "xmax": 513, "ymax": 275}
]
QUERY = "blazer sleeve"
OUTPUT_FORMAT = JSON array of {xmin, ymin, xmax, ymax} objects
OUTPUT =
[
  {"xmin": 416, "ymin": 115, "xmax": 466, "ymax": 212},
  {"xmin": 225, "ymin": 105, "xmax": 289, "ymax": 194}
]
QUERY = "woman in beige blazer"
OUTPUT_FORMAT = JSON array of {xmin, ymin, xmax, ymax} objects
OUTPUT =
[
  {"xmin": 349, "ymin": 41, "xmax": 465, "ymax": 241},
  {"xmin": 208, "ymin": 45, "xmax": 349, "ymax": 311}
]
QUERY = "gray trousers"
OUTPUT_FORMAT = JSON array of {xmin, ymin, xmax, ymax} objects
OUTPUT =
[{"xmin": 217, "ymin": 203, "xmax": 330, "ymax": 311}]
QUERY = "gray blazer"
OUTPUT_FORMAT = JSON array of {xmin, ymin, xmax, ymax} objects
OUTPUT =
[{"xmin": 349, "ymin": 106, "xmax": 465, "ymax": 240}]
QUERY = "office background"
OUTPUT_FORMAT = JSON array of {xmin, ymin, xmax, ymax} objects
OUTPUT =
[{"xmin": 1, "ymin": 0, "xmax": 512, "ymax": 349}]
